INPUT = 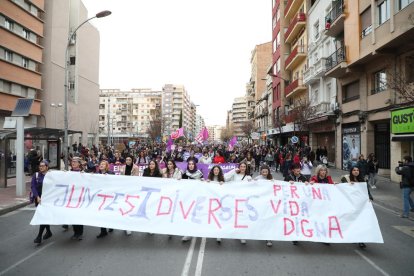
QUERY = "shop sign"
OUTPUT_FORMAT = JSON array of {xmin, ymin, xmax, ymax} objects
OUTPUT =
[{"xmin": 391, "ymin": 107, "xmax": 414, "ymax": 134}]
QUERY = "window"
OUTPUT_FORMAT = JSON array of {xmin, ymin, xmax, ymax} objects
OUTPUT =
[
  {"xmin": 343, "ymin": 81, "xmax": 360, "ymax": 102},
  {"xmin": 314, "ymin": 20, "xmax": 320, "ymax": 40},
  {"xmin": 361, "ymin": 7, "xmax": 372, "ymax": 38},
  {"xmin": 69, "ymin": 81, "xmax": 75, "ymax": 90},
  {"xmin": 5, "ymin": 50, "xmax": 13, "ymax": 62},
  {"xmin": 377, "ymin": 0, "xmax": 390, "ymax": 25},
  {"xmin": 5, "ymin": 19, "xmax": 14, "ymax": 31},
  {"xmin": 372, "ymin": 70, "xmax": 387, "ymax": 94},
  {"xmin": 397, "ymin": 0, "xmax": 414, "ymax": 10},
  {"xmin": 70, "ymin": 56, "xmax": 76, "ymax": 65},
  {"xmin": 276, "ymin": 32, "xmax": 280, "ymax": 48},
  {"xmin": 22, "ymin": 29, "xmax": 30, "ymax": 39},
  {"xmin": 22, "ymin": 57, "xmax": 28, "ymax": 68}
]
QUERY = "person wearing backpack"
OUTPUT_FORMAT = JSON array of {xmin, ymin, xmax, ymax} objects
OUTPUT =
[
  {"xmin": 395, "ymin": 156, "xmax": 414, "ymax": 218},
  {"xmin": 31, "ymin": 160, "xmax": 52, "ymax": 244}
]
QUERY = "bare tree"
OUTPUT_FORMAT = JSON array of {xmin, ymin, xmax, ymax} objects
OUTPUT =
[
  {"xmin": 290, "ymin": 98, "xmax": 318, "ymax": 133},
  {"xmin": 240, "ymin": 120, "xmax": 255, "ymax": 144},
  {"xmin": 147, "ymin": 118, "xmax": 162, "ymax": 142},
  {"xmin": 220, "ymin": 126, "xmax": 234, "ymax": 142},
  {"xmin": 386, "ymin": 69, "xmax": 414, "ymax": 104}
]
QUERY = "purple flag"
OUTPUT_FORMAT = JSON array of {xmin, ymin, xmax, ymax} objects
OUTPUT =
[
  {"xmin": 202, "ymin": 127, "xmax": 209, "ymax": 141},
  {"xmin": 228, "ymin": 136, "xmax": 237, "ymax": 150},
  {"xmin": 166, "ymin": 137, "xmax": 173, "ymax": 152}
]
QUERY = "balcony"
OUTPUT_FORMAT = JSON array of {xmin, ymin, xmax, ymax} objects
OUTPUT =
[
  {"xmin": 325, "ymin": 0, "xmax": 345, "ymax": 37},
  {"xmin": 313, "ymin": 102, "xmax": 333, "ymax": 114},
  {"xmin": 285, "ymin": 45, "xmax": 307, "ymax": 71},
  {"xmin": 285, "ymin": 78, "xmax": 307, "ymax": 98},
  {"xmin": 325, "ymin": 46, "xmax": 347, "ymax": 78},
  {"xmin": 285, "ymin": 13, "xmax": 306, "ymax": 44},
  {"xmin": 303, "ymin": 66, "xmax": 315, "ymax": 85},
  {"xmin": 313, "ymin": 58, "xmax": 328, "ymax": 77},
  {"xmin": 284, "ymin": 0, "xmax": 302, "ymax": 19}
]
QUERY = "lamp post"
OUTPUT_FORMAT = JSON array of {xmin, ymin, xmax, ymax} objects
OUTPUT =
[
  {"xmin": 63, "ymin": 10, "xmax": 111, "ymax": 170},
  {"xmin": 50, "ymin": 102, "xmax": 63, "ymax": 128}
]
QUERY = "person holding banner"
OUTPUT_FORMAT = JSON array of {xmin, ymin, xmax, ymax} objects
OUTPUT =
[
  {"xmin": 96, "ymin": 160, "xmax": 115, "ymax": 239},
  {"xmin": 241, "ymin": 152, "xmax": 255, "ymax": 176},
  {"xmin": 70, "ymin": 157, "xmax": 85, "ymax": 241},
  {"xmin": 309, "ymin": 165, "xmax": 334, "ymax": 184},
  {"xmin": 120, "ymin": 156, "xmax": 140, "ymax": 176},
  {"xmin": 143, "ymin": 160, "xmax": 162, "ymax": 177},
  {"xmin": 181, "ymin": 160, "xmax": 204, "ymax": 242},
  {"xmin": 162, "ymin": 159, "xmax": 182, "ymax": 179},
  {"xmin": 207, "ymin": 165, "xmax": 225, "ymax": 184},
  {"xmin": 32, "ymin": 160, "xmax": 53, "ymax": 245},
  {"xmin": 341, "ymin": 165, "xmax": 373, "ymax": 249}
]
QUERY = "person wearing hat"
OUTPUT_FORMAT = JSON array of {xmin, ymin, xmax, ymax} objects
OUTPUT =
[
  {"xmin": 32, "ymin": 160, "xmax": 52, "ymax": 244},
  {"xmin": 70, "ymin": 157, "xmax": 84, "ymax": 241}
]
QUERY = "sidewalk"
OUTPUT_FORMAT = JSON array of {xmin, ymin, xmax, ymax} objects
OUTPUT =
[
  {"xmin": 0, "ymin": 176, "xmax": 32, "ymax": 216},
  {"xmin": 0, "ymin": 168, "xmax": 406, "ymax": 216}
]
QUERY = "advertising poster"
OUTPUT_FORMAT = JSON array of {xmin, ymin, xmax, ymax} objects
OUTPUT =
[{"xmin": 342, "ymin": 127, "xmax": 360, "ymax": 170}]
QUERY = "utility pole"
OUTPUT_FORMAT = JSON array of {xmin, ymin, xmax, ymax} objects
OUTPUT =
[{"xmin": 107, "ymin": 98, "xmax": 110, "ymax": 146}]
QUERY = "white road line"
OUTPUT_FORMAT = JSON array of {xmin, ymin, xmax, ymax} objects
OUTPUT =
[
  {"xmin": 0, "ymin": 242, "xmax": 55, "ymax": 276},
  {"xmin": 354, "ymin": 250, "xmax": 390, "ymax": 276},
  {"xmin": 195, "ymin": 238, "xmax": 207, "ymax": 276},
  {"xmin": 372, "ymin": 202, "xmax": 399, "ymax": 215},
  {"xmin": 181, "ymin": 237, "xmax": 197, "ymax": 276}
]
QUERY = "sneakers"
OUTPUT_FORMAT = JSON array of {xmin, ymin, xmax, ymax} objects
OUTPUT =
[
  {"xmin": 108, "ymin": 229, "xmax": 114, "ymax": 233},
  {"xmin": 240, "ymin": 239, "xmax": 247, "ymax": 244},
  {"xmin": 410, "ymin": 208, "xmax": 414, "ymax": 212},
  {"xmin": 266, "ymin": 240, "xmax": 273, "ymax": 247},
  {"xmin": 401, "ymin": 214, "xmax": 409, "ymax": 218},
  {"xmin": 182, "ymin": 236, "xmax": 192, "ymax": 242},
  {"xmin": 216, "ymin": 238, "xmax": 222, "ymax": 244},
  {"xmin": 43, "ymin": 231, "xmax": 52, "ymax": 240},
  {"xmin": 62, "ymin": 225, "xmax": 69, "ymax": 232},
  {"xmin": 96, "ymin": 232, "xmax": 108, "ymax": 239},
  {"xmin": 125, "ymin": 230, "xmax": 132, "ymax": 236},
  {"xmin": 33, "ymin": 236, "xmax": 41, "ymax": 244},
  {"xmin": 358, "ymin": 243, "xmax": 366, "ymax": 249},
  {"xmin": 371, "ymin": 185, "xmax": 377, "ymax": 189}
]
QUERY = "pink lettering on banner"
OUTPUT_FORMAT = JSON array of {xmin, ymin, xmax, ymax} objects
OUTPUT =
[
  {"xmin": 208, "ymin": 198, "xmax": 222, "ymax": 229},
  {"xmin": 301, "ymin": 219, "xmax": 313, "ymax": 237},
  {"xmin": 289, "ymin": 201, "xmax": 299, "ymax": 216},
  {"xmin": 284, "ymin": 217, "xmax": 295, "ymax": 235},
  {"xmin": 66, "ymin": 185, "xmax": 85, "ymax": 208},
  {"xmin": 270, "ymin": 199, "xmax": 282, "ymax": 214},
  {"xmin": 156, "ymin": 196, "xmax": 173, "ymax": 216},
  {"xmin": 179, "ymin": 200, "xmax": 196, "ymax": 220},
  {"xmin": 312, "ymin": 187, "xmax": 322, "ymax": 200},
  {"xmin": 97, "ymin": 194, "xmax": 114, "ymax": 211},
  {"xmin": 273, "ymin": 184, "xmax": 282, "ymax": 196},
  {"xmin": 119, "ymin": 195, "xmax": 140, "ymax": 216},
  {"xmin": 328, "ymin": 216, "xmax": 343, "ymax": 239},
  {"xmin": 290, "ymin": 185, "xmax": 300, "ymax": 199},
  {"xmin": 234, "ymin": 199, "xmax": 248, "ymax": 228}
]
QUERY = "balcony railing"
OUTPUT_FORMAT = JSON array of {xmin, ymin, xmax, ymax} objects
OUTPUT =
[
  {"xmin": 325, "ymin": 46, "xmax": 346, "ymax": 72},
  {"xmin": 285, "ymin": 79, "xmax": 299, "ymax": 96},
  {"xmin": 325, "ymin": 0, "xmax": 344, "ymax": 27},
  {"xmin": 285, "ymin": 44, "xmax": 306, "ymax": 68},
  {"xmin": 285, "ymin": 12, "xmax": 306, "ymax": 41},
  {"xmin": 313, "ymin": 57, "xmax": 327, "ymax": 76}
]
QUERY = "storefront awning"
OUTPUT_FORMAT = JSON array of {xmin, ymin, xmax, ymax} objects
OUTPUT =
[{"xmin": 392, "ymin": 135, "xmax": 414, "ymax": 142}]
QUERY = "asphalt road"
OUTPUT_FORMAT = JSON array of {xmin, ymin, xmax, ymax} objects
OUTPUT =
[{"xmin": 1, "ymin": 172, "xmax": 413, "ymax": 276}]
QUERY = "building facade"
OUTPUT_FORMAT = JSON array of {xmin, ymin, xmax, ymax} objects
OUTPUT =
[
  {"xmin": 99, "ymin": 89, "xmax": 162, "ymax": 144},
  {"xmin": 162, "ymin": 84, "xmax": 196, "ymax": 140},
  {"xmin": 195, "ymin": 114, "xmax": 205, "ymax": 137},
  {"xmin": 42, "ymin": 0, "xmax": 101, "ymax": 146},
  {"xmin": 0, "ymin": 0, "xmax": 44, "ymax": 128}
]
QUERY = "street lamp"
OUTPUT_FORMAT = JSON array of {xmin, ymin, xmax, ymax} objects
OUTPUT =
[
  {"xmin": 63, "ymin": 10, "xmax": 111, "ymax": 170},
  {"xmin": 50, "ymin": 102, "xmax": 63, "ymax": 128}
]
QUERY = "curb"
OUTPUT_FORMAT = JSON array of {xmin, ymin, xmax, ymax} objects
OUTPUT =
[{"xmin": 0, "ymin": 200, "xmax": 31, "ymax": 216}]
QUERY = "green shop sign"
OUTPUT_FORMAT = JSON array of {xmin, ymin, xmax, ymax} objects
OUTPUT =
[{"xmin": 391, "ymin": 107, "xmax": 414, "ymax": 134}]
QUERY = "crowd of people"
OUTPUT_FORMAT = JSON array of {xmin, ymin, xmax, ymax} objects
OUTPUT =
[{"xmin": 31, "ymin": 140, "xmax": 412, "ymax": 249}]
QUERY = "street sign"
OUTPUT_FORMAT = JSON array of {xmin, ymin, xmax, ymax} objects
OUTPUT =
[{"xmin": 291, "ymin": 136, "xmax": 299, "ymax": 143}]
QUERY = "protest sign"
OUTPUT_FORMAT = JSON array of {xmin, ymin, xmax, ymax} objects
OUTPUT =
[{"xmin": 31, "ymin": 171, "xmax": 383, "ymax": 243}]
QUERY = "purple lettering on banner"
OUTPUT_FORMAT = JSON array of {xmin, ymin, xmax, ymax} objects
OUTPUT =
[
  {"xmin": 219, "ymin": 195, "xmax": 234, "ymax": 221},
  {"xmin": 191, "ymin": 196, "xmax": 206, "ymax": 224},
  {"xmin": 246, "ymin": 196, "xmax": 259, "ymax": 221},
  {"xmin": 130, "ymin": 187, "xmax": 161, "ymax": 219},
  {"xmin": 170, "ymin": 190, "xmax": 180, "ymax": 223},
  {"xmin": 105, "ymin": 193, "xmax": 124, "ymax": 211},
  {"xmin": 53, "ymin": 184, "xmax": 69, "ymax": 207},
  {"xmin": 79, "ymin": 188, "xmax": 102, "ymax": 208}
]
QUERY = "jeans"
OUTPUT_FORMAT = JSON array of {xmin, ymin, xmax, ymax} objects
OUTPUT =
[
  {"xmin": 402, "ymin": 187, "xmax": 414, "ymax": 216},
  {"xmin": 369, "ymin": 172, "xmax": 377, "ymax": 187}
]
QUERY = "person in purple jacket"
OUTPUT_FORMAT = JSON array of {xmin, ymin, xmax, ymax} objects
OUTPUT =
[{"xmin": 32, "ymin": 160, "xmax": 52, "ymax": 244}]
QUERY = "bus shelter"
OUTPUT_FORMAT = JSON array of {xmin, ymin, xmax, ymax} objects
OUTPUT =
[{"xmin": 0, "ymin": 127, "xmax": 82, "ymax": 188}]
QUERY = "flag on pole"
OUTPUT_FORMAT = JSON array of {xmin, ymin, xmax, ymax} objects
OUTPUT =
[
  {"xmin": 195, "ymin": 127, "xmax": 209, "ymax": 144},
  {"xmin": 228, "ymin": 136, "xmax": 238, "ymax": 150},
  {"xmin": 171, "ymin": 127, "xmax": 184, "ymax": 140},
  {"xmin": 166, "ymin": 137, "xmax": 173, "ymax": 152}
]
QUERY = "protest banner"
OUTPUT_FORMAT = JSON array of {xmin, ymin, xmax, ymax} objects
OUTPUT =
[{"xmin": 31, "ymin": 171, "xmax": 383, "ymax": 243}]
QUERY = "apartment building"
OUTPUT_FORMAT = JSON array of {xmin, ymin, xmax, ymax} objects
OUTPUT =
[
  {"xmin": 99, "ymin": 89, "xmax": 161, "ymax": 144},
  {"xmin": 0, "ymin": 0, "xmax": 44, "ymax": 127},
  {"xmin": 206, "ymin": 125, "xmax": 223, "ymax": 143},
  {"xmin": 304, "ymin": 0, "xmax": 339, "ymax": 163},
  {"xmin": 323, "ymin": 0, "xmax": 414, "ymax": 180},
  {"xmin": 255, "ymin": 69, "xmax": 274, "ymax": 145},
  {"xmin": 162, "ymin": 84, "xmax": 196, "ymax": 140},
  {"xmin": 42, "ymin": 0, "xmax": 101, "ymax": 146},
  {"xmin": 231, "ymin": 95, "xmax": 253, "ymax": 139},
  {"xmin": 195, "ymin": 114, "xmax": 205, "ymax": 137}
]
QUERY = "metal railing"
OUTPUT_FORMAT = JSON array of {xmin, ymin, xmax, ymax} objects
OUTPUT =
[
  {"xmin": 325, "ymin": 46, "xmax": 346, "ymax": 71},
  {"xmin": 325, "ymin": 0, "xmax": 344, "ymax": 26}
]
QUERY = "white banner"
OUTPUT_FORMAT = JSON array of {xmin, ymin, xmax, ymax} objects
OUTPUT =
[{"xmin": 30, "ymin": 171, "xmax": 383, "ymax": 243}]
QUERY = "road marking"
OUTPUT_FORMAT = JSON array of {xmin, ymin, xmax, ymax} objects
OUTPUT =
[
  {"xmin": 195, "ymin": 237, "xmax": 207, "ymax": 276},
  {"xmin": 354, "ymin": 250, "xmax": 390, "ymax": 276},
  {"xmin": 392, "ymin": 226, "xmax": 414, "ymax": 238},
  {"xmin": 181, "ymin": 237, "xmax": 197, "ymax": 276},
  {"xmin": 372, "ymin": 202, "xmax": 399, "ymax": 215},
  {"xmin": 0, "ymin": 242, "xmax": 55, "ymax": 276}
]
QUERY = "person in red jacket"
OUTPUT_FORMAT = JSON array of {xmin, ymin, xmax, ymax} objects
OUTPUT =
[
  {"xmin": 213, "ymin": 150, "xmax": 226, "ymax": 164},
  {"xmin": 310, "ymin": 164, "xmax": 334, "ymax": 184}
]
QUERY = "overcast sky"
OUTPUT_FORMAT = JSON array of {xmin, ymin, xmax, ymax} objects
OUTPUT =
[{"xmin": 83, "ymin": 0, "xmax": 271, "ymax": 126}]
